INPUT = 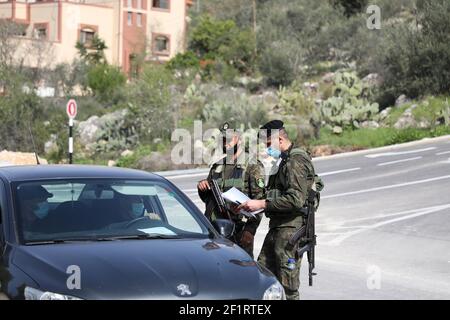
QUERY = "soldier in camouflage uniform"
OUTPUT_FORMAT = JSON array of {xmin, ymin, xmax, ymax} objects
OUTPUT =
[
  {"xmin": 197, "ymin": 124, "xmax": 266, "ymax": 258},
  {"xmin": 238, "ymin": 120, "xmax": 318, "ymax": 300}
]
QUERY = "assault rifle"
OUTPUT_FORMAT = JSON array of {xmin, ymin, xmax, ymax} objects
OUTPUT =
[
  {"xmin": 288, "ymin": 189, "xmax": 318, "ymax": 286},
  {"xmin": 209, "ymin": 179, "xmax": 234, "ymax": 222}
]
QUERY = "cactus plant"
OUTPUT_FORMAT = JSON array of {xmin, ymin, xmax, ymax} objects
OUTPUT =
[{"xmin": 321, "ymin": 71, "xmax": 379, "ymax": 130}]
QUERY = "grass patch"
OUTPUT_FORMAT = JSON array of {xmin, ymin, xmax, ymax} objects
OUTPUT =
[
  {"xmin": 311, "ymin": 126, "xmax": 450, "ymax": 149},
  {"xmin": 382, "ymin": 95, "xmax": 450, "ymax": 127}
]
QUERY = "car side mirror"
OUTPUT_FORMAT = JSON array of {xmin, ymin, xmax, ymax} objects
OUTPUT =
[{"xmin": 212, "ymin": 219, "xmax": 235, "ymax": 238}]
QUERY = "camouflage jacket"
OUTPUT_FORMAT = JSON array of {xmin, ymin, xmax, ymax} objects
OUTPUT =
[
  {"xmin": 198, "ymin": 153, "xmax": 266, "ymax": 235},
  {"xmin": 265, "ymin": 144, "xmax": 316, "ymax": 229}
]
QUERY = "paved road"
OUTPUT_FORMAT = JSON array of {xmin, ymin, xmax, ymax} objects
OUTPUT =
[{"xmin": 161, "ymin": 135, "xmax": 450, "ymax": 300}]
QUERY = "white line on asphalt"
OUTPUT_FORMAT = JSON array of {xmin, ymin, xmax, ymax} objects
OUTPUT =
[
  {"xmin": 318, "ymin": 167, "xmax": 361, "ymax": 177},
  {"xmin": 365, "ymin": 147, "xmax": 436, "ymax": 158},
  {"xmin": 377, "ymin": 156, "xmax": 422, "ymax": 166},
  {"xmin": 325, "ymin": 204, "xmax": 450, "ymax": 245},
  {"xmin": 317, "ymin": 204, "xmax": 450, "ymax": 226},
  {"xmin": 322, "ymin": 175, "xmax": 450, "ymax": 199},
  {"xmin": 436, "ymin": 151, "xmax": 450, "ymax": 156},
  {"xmin": 166, "ymin": 172, "xmax": 208, "ymax": 180}
]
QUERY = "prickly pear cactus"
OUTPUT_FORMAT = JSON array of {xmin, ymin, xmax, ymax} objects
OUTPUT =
[{"xmin": 321, "ymin": 71, "xmax": 379, "ymax": 129}]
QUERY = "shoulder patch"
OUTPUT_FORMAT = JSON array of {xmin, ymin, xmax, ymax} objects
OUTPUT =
[{"xmin": 257, "ymin": 178, "xmax": 265, "ymax": 188}]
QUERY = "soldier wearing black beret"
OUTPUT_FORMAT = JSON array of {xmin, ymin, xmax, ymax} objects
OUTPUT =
[{"xmin": 239, "ymin": 120, "xmax": 319, "ymax": 300}]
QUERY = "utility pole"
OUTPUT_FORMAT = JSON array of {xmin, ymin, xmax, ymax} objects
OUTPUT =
[{"xmin": 252, "ymin": 0, "xmax": 257, "ymax": 55}]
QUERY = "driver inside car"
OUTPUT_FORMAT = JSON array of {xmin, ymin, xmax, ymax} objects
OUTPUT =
[{"xmin": 17, "ymin": 185, "xmax": 53, "ymax": 233}]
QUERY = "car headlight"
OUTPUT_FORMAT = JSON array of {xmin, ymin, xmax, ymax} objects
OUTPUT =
[
  {"xmin": 24, "ymin": 287, "xmax": 82, "ymax": 300},
  {"xmin": 263, "ymin": 282, "xmax": 286, "ymax": 300}
]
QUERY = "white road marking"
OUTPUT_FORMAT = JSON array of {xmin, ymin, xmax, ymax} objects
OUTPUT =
[
  {"xmin": 318, "ymin": 167, "xmax": 361, "ymax": 177},
  {"xmin": 325, "ymin": 203, "xmax": 450, "ymax": 245},
  {"xmin": 166, "ymin": 172, "xmax": 208, "ymax": 180},
  {"xmin": 377, "ymin": 156, "xmax": 422, "ymax": 166},
  {"xmin": 365, "ymin": 147, "xmax": 436, "ymax": 158},
  {"xmin": 322, "ymin": 175, "xmax": 450, "ymax": 199},
  {"xmin": 318, "ymin": 204, "xmax": 450, "ymax": 226},
  {"xmin": 436, "ymin": 151, "xmax": 450, "ymax": 156}
]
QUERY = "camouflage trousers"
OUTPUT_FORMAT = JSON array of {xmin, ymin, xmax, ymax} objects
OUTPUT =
[{"xmin": 257, "ymin": 227, "xmax": 302, "ymax": 300}]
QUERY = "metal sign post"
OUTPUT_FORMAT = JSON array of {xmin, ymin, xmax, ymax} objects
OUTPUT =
[{"xmin": 66, "ymin": 99, "xmax": 77, "ymax": 164}]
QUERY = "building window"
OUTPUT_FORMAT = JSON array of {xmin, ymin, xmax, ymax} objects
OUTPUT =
[
  {"xmin": 79, "ymin": 27, "xmax": 96, "ymax": 46},
  {"xmin": 137, "ymin": 0, "xmax": 142, "ymax": 9},
  {"xmin": 127, "ymin": 12, "xmax": 133, "ymax": 26},
  {"xmin": 127, "ymin": 0, "xmax": 132, "ymax": 8},
  {"xmin": 152, "ymin": 0, "xmax": 169, "ymax": 10},
  {"xmin": 137, "ymin": 13, "xmax": 142, "ymax": 27},
  {"xmin": 34, "ymin": 25, "xmax": 47, "ymax": 40},
  {"xmin": 153, "ymin": 34, "xmax": 169, "ymax": 55}
]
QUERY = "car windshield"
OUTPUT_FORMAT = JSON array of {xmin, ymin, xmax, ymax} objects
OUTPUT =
[{"xmin": 13, "ymin": 179, "xmax": 210, "ymax": 244}]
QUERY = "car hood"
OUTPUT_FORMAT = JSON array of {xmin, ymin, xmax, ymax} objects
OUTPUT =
[{"xmin": 12, "ymin": 238, "xmax": 275, "ymax": 300}]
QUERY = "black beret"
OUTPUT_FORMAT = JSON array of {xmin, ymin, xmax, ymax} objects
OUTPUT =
[{"xmin": 260, "ymin": 120, "xmax": 284, "ymax": 137}]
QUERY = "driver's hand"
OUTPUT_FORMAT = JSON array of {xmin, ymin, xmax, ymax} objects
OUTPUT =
[
  {"xmin": 197, "ymin": 180, "xmax": 210, "ymax": 192},
  {"xmin": 147, "ymin": 212, "xmax": 161, "ymax": 220}
]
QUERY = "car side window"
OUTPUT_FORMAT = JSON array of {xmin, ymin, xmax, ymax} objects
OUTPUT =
[{"xmin": 154, "ymin": 186, "xmax": 203, "ymax": 233}]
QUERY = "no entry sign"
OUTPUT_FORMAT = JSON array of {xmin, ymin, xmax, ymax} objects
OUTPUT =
[
  {"xmin": 66, "ymin": 99, "xmax": 77, "ymax": 119},
  {"xmin": 66, "ymin": 99, "xmax": 77, "ymax": 164}
]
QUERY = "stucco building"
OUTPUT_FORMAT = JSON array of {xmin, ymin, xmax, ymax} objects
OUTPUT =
[{"xmin": 0, "ymin": 0, "xmax": 193, "ymax": 75}]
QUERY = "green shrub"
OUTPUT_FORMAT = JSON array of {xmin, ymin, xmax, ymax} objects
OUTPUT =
[
  {"xmin": 202, "ymin": 92, "xmax": 268, "ymax": 130},
  {"xmin": 189, "ymin": 15, "xmax": 256, "ymax": 75},
  {"xmin": 258, "ymin": 42, "xmax": 298, "ymax": 87},
  {"xmin": 87, "ymin": 64, "xmax": 126, "ymax": 102},
  {"xmin": 375, "ymin": 0, "xmax": 450, "ymax": 100},
  {"xmin": 125, "ymin": 64, "xmax": 175, "ymax": 143},
  {"xmin": 166, "ymin": 51, "xmax": 200, "ymax": 71}
]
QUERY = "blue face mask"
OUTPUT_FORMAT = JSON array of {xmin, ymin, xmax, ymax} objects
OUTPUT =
[
  {"xmin": 266, "ymin": 147, "xmax": 281, "ymax": 159},
  {"xmin": 33, "ymin": 201, "xmax": 49, "ymax": 219}
]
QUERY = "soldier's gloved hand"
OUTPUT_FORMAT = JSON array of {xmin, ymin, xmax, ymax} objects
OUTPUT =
[
  {"xmin": 240, "ymin": 230, "xmax": 254, "ymax": 247},
  {"xmin": 197, "ymin": 180, "xmax": 210, "ymax": 192}
]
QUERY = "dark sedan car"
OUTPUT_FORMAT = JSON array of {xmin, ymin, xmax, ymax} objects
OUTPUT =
[{"xmin": 0, "ymin": 165, "xmax": 284, "ymax": 300}]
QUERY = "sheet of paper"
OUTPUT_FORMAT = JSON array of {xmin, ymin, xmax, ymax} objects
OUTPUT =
[
  {"xmin": 222, "ymin": 187, "xmax": 264, "ymax": 218},
  {"xmin": 138, "ymin": 227, "xmax": 177, "ymax": 236}
]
